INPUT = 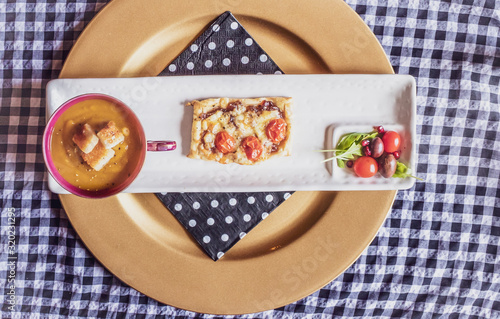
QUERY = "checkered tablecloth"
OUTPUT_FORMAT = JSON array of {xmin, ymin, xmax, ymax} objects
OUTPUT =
[{"xmin": 1, "ymin": 0, "xmax": 499, "ymax": 318}]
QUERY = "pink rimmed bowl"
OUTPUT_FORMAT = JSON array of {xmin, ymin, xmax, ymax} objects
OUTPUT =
[{"xmin": 43, "ymin": 93, "xmax": 176, "ymax": 198}]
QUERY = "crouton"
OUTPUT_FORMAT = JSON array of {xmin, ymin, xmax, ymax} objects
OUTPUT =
[
  {"xmin": 72, "ymin": 123, "xmax": 99, "ymax": 154},
  {"xmin": 81, "ymin": 141, "xmax": 115, "ymax": 171},
  {"xmin": 97, "ymin": 121, "xmax": 125, "ymax": 149}
]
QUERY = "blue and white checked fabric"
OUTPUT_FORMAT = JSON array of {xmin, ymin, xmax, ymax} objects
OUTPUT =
[{"xmin": 0, "ymin": 0, "xmax": 499, "ymax": 318}]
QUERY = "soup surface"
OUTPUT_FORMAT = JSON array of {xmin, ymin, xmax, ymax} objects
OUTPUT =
[{"xmin": 50, "ymin": 98, "xmax": 143, "ymax": 191}]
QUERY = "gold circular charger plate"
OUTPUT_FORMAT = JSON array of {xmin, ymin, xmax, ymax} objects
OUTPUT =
[{"xmin": 59, "ymin": 0, "xmax": 395, "ymax": 314}]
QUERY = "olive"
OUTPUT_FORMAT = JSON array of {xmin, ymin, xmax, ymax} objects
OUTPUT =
[
  {"xmin": 379, "ymin": 153, "xmax": 397, "ymax": 178},
  {"xmin": 370, "ymin": 137, "xmax": 384, "ymax": 158}
]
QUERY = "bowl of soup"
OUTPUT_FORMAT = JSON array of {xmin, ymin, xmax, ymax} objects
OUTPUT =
[{"xmin": 43, "ymin": 94, "xmax": 147, "ymax": 198}]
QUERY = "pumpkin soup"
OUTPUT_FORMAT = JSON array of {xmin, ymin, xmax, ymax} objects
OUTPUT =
[{"xmin": 50, "ymin": 98, "xmax": 144, "ymax": 191}]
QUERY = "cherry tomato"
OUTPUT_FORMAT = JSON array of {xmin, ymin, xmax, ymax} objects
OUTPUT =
[
  {"xmin": 382, "ymin": 131, "xmax": 401, "ymax": 153},
  {"xmin": 215, "ymin": 131, "xmax": 236, "ymax": 154},
  {"xmin": 241, "ymin": 136, "xmax": 263, "ymax": 161},
  {"xmin": 353, "ymin": 156, "xmax": 378, "ymax": 178},
  {"xmin": 266, "ymin": 118, "xmax": 287, "ymax": 143}
]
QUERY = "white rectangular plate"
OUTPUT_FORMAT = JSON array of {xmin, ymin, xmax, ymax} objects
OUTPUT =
[{"xmin": 46, "ymin": 74, "xmax": 416, "ymax": 193}]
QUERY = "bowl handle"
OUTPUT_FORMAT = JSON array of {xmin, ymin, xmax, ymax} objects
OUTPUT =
[{"xmin": 147, "ymin": 141, "xmax": 177, "ymax": 151}]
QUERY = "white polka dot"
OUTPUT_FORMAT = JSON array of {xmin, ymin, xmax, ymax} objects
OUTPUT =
[
  {"xmin": 259, "ymin": 54, "xmax": 268, "ymax": 62},
  {"xmin": 226, "ymin": 40, "xmax": 234, "ymax": 48},
  {"xmin": 284, "ymin": 193, "xmax": 291, "ymax": 200},
  {"xmin": 239, "ymin": 232, "xmax": 246, "ymax": 239},
  {"xmin": 245, "ymin": 38, "xmax": 253, "ymax": 46},
  {"xmin": 229, "ymin": 198, "xmax": 237, "ymax": 206},
  {"xmin": 207, "ymin": 218, "xmax": 215, "ymax": 226},
  {"xmin": 222, "ymin": 58, "xmax": 231, "ymax": 66},
  {"xmin": 174, "ymin": 203, "xmax": 182, "ymax": 211},
  {"xmin": 221, "ymin": 234, "xmax": 229, "ymax": 242},
  {"xmin": 230, "ymin": 22, "xmax": 238, "ymax": 30},
  {"xmin": 190, "ymin": 44, "xmax": 198, "ymax": 52},
  {"xmin": 241, "ymin": 56, "xmax": 249, "ymax": 64},
  {"xmin": 275, "ymin": 70, "xmax": 282, "ymax": 74},
  {"xmin": 256, "ymin": 72, "xmax": 263, "ymax": 75},
  {"xmin": 193, "ymin": 201, "xmax": 200, "ymax": 209},
  {"xmin": 212, "ymin": 24, "xmax": 220, "ymax": 32},
  {"xmin": 168, "ymin": 64, "xmax": 176, "ymax": 72},
  {"xmin": 188, "ymin": 219, "xmax": 196, "ymax": 227},
  {"xmin": 247, "ymin": 196, "xmax": 255, "ymax": 204},
  {"xmin": 208, "ymin": 42, "xmax": 216, "ymax": 50},
  {"xmin": 262, "ymin": 212, "xmax": 269, "ymax": 219},
  {"xmin": 217, "ymin": 252, "xmax": 224, "ymax": 259},
  {"xmin": 211, "ymin": 200, "xmax": 219, "ymax": 208},
  {"xmin": 243, "ymin": 214, "xmax": 251, "ymax": 222},
  {"xmin": 205, "ymin": 60, "xmax": 213, "ymax": 68},
  {"xmin": 203, "ymin": 236, "xmax": 211, "ymax": 243},
  {"xmin": 266, "ymin": 195, "xmax": 274, "ymax": 202},
  {"xmin": 225, "ymin": 216, "xmax": 233, "ymax": 224},
  {"xmin": 186, "ymin": 62, "xmax": 194, "ymax": 70},
  {"xmin": 160, "ymin": 192, "xmax": 167, "ymax": 195}
]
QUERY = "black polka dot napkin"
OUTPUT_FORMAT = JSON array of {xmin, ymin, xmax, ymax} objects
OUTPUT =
[
  {"xmin": 159, "ymin": 11, "xmax": 282, "ymax": 76},
  {"xmin": 156, "ymin": 11, "xmax": 292, "ymax": 261},
  {"xmin": 156, "ymin": 192, "xmax": 293, "ymax": 260}
]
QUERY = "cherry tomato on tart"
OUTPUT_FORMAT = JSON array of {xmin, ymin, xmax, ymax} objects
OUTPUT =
[
  {"xmin": 187, "ymin": 97, "xmax": 292, "ymax": 165},
  {"xmin": 266, "ymin": 118, "xmax": 287, "ymax": 143},
  {"xmin": 215, "ymin": 131, "xmax": 236, "ymax": 154},
  {"xmin": 241, "ymin": 136, "xmax": 263, "ymax": 161}
]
